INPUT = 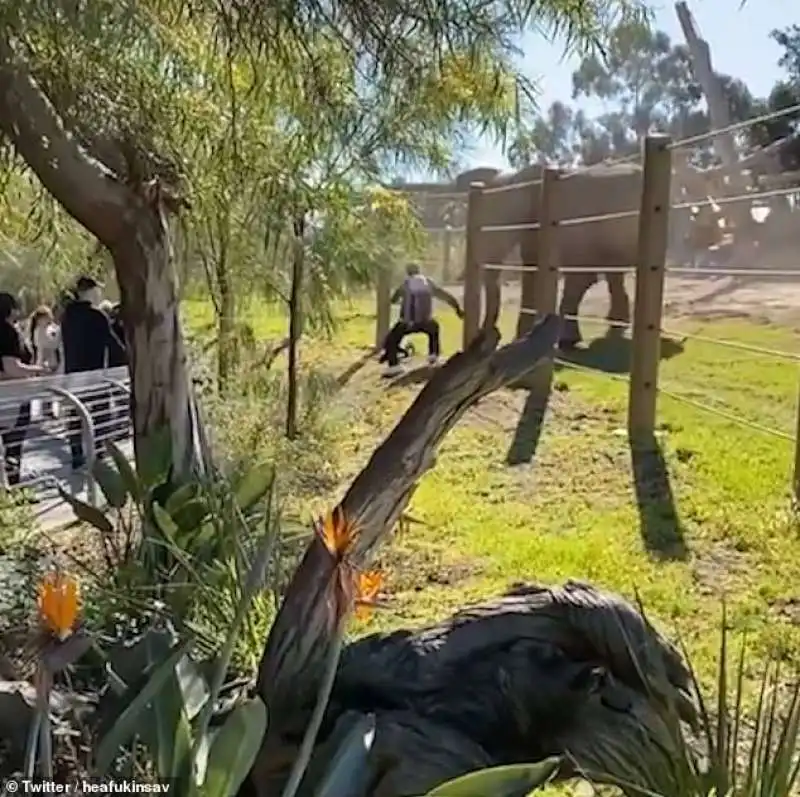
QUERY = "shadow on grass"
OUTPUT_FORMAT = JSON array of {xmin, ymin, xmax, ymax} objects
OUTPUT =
[
  {"xmin": 556, "ymin": 329, "xmax": 686, "ymax": 375},
  {"xmin": 505, "ymin": 371, "xmax": 556, "ymax": 466},
  {"xmin": 388, "ymin": 363, "xmax": 441, "ymax": 388},
  {"xmin": 335, "ymin": 346, "xmax": 380, "ymax": 388},
  {"xmin": 504, "ymin": 331, "xmax": 687, "ymax": 469},
  {"xmin": 629, "ymin": 432, "xmax": 688, "ymax": 561}
]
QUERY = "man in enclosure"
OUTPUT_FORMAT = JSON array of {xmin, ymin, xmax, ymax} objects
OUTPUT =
[
  {"xmin": 381, "ymin": 263, "xmax": 463, "ymax": 377},
  {"xmin": 61, "ymin": 276, "xmax": 125, "ymax": 469}
]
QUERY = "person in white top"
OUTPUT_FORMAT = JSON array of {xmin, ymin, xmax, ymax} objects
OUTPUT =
[{"xmin": 29, "ymin": 305, "xmax": 62, "ymax": 419}]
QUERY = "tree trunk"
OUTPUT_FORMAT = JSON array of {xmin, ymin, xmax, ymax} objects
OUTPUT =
[
  {"xmin": 113, "ymin": 220, "xmax": 196, "ymax": 478},
  {"xmin": 285, "ymin": 217, "xmax": 305, "ymax": 441},
  {"xmin": 0, "ymin": 38, "xmax": 197, "ymax": 479},
  {"xmin": 216, "ymin": 253, "xmax": 235, "ymax": 394}
]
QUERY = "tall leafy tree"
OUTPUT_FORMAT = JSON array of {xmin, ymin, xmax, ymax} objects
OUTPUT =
[
  {"xmin": 0, "ymin": 0, "xmax": 647, "ymax": 474},
  {"xmin": 506, "ymin": 19, "xmax": 780, "ymax": 170}
]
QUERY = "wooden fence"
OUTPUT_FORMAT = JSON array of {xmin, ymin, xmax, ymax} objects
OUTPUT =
[{"xmin": 374, "ymin": 135, "xmax": 800, "ymax": 501}]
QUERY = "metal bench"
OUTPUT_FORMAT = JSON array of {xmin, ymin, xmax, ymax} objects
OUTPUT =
[{"xmin": 0, "ymin": 367, "xmax": 131, "ymax": 513}]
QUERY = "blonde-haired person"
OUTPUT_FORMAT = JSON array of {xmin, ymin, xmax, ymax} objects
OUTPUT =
[{"xmin": 29, "ymin": 305, "xmax": 62, "ymax": 419}]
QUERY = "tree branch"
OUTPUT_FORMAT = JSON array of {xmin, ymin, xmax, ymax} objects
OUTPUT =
[
  {"xmin": 255, "ymin": 314, "xmax": 560, "ymax": 711},
  {"xmin": 0, "ymin": 35, "xmax": 130, "ymax": 246},
  {"xmin": 252, "ymin": 316, "xmax": 560, "ymax": 794}
]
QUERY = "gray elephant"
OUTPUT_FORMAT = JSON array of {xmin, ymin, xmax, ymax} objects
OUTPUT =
[{"xmin": 453, "ymin": 164, "xmax": 639, "ymax": 348}]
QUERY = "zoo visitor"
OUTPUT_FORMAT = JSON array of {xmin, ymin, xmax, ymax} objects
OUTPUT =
[{"xmin": 381, "ymin": 263, "xmax": 463, "ymax": 377}]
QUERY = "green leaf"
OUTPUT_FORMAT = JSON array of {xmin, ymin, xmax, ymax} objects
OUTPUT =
[
  {"xmin": 153, "ymin": 502, "xmax": 181, "ymax": 541},
  {"xmin": 165, "ymin": 482, "xmax": 200, "ymax": 515},
  {"xmin": 92, "ymin": 458, "xmax": 129, "ymax": 509},
  {"xmin": 312, "ymin": 713, "xmax": 376, "ymax": 797},
  {"xmin": 175, "ymin": 655, "xmax": 210, "ymax": 722},
  {"xmin": 191, "ymin": 490, "xmax": 279, "ymax": 767},
  {"xmin": 200, "ymin": 698, "xmax": 267, "ymax": 797},
  {"xmin": 234, "ymin": 462, "xmax": 275, "ymax": 512},
  {"xmin": 143, "ymin": 632, "xmax": 194, "ymax": 782},
  {"xmin": 56, "ymin": 485, "xmax": 113, "ymax": 533},
  {"xmin": 95, "ymin": 637, "xmax": 194, "ymax": 775},
  {"xmin": 425, "ymin": 758, "xmax": 562, "ymax": 797},
  {"xmin": 107, "ymin": 441, "xmax": 141, "ymax": 503},
  {"xmin": 171, "ymin": 498, "xmax": 211, "ymax": 533},
  {"xmin": 137, "ymin": 426, "xmax": 173, "ymax": 489}
]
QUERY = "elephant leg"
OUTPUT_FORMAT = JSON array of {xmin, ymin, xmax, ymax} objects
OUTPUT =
[
  {"xmin": 605, "ymin": 272, "xmax": 630, "ymax": 337},
  {"xmin": 558, "ymin": 272, "xmax": 598, "ymax": 349}
]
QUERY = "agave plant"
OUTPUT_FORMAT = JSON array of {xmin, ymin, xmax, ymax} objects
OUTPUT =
[{"xmin": 58, "ymin": 430, "xmax": 277, "ymax": 657}]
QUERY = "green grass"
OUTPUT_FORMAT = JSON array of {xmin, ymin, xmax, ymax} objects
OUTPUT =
[{"xmin": 186, "ymin": 293, "xmax": 800, "ymax": 691}]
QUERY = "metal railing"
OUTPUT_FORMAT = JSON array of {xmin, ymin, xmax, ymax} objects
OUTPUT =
[{"xmin": 0, "ymin": 366, "xmax": 131, "ymax": 511}]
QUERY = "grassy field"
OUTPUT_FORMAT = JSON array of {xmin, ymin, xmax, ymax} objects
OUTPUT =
[{"xmin": 184, "ymin": 291, "xmax": 800, "ymax": 692}]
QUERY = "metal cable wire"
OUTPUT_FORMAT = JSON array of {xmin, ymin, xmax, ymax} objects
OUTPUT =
[
  {"xmin": 388, "ymin": 103, "xmax": 800, "ymax": 216},
  {"xmin": 554, "ymin": 357, "xmax": 793, "ymax": 442},
  {"xmin": 667, "ymin": 102, "xmax": 800, "ymax": 152},
  {"xmin": 656, "ymin": 384, "xmax": 794, "ymax": 442},
  {"xmin": 666, "ymin": 268, "xmax": 800, "ymax": 277},
  {"xmin": 515, "ymin": 311, "xmax": 800, "ymax": 363},
  {"xmin": 672, "ymin": 184, "xmax": 800, "ymax": 212},
  {"xmin": 484, "ymin": 264, "xmax": 800, "ymax": 278}
]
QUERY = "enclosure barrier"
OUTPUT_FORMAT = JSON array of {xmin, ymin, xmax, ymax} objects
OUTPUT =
[
  {"xmin": 457, "ymin": 134, "xmax": 673, "ymax": 443},
  {"xmin": 374, "ymin": 107, "xmax": 800, "ymax": 502},
  {"xmin": 0, "ymin": 366, "xmax": 131, "ymax": 510}
]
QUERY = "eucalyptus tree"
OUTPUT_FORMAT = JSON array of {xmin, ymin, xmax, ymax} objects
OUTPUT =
[{"xmin": 0, "ymin": 0, "xmax": 647, "ymax": 475}]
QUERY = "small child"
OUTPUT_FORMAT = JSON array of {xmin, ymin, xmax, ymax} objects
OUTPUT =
[{"xmin": 29, "ymin": 306, "xmax": 62, "ymax": 418}]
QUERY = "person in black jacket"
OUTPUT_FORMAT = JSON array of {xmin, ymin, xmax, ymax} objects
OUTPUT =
[
  {"xmin": 61, "ymin": 276, "xmax": 125, "ymax": 469},
  {"xmin": 0, "ymin": 293, "xmax": 53, "ymax": 484}
]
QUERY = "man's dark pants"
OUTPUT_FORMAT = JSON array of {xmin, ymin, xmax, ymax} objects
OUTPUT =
[
  {"xmin": 2, "ymin": 402, "xmax": 31, "ymax": 486},
  {"xmin": 384, "ymin": 319, "xmax": 441, "ymax": 367}
]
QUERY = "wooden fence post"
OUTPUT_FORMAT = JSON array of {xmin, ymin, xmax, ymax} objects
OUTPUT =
[
  {"xmin": 628, "ymin": 134, "xmax": 672, "ymax": 441},
  {"xmin": 462, "ymin": 181, "xmax": 484, "ymax": 350},
  {"xmin": 375, "ymin": 266, "xmax": 392, "ymax": 348},
  {"xmin": 442, "ymin": 224, "xmax": 452, "ymax": 283},
  {"xmin": 516, "ymin": 168, "xmax": 561, "ymax": 337}
]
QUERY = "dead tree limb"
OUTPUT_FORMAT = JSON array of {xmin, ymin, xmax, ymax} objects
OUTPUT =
[
  {"xmin": 341, "ymin": 315, "xmax": 560, "ymax": 562},
  {"xmin": 251, "ymin": 316, "xmax": 559, "ymax": 794}
]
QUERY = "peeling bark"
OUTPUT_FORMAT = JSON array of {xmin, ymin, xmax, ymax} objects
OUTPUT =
[{"xmin": 112, "ymin": 217, "xmax": 195, "ymax": 477}]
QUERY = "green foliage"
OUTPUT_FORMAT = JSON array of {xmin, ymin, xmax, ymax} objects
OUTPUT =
[
  {"xmin": 306, "ymin": 714, "xmax": 377, "ymax": 797},
  {"xmin": 663, "ymin": 623, "xmax": 800, "ymax": 797},
  {"xmin": 1, "ymin": 0, "xmax": 650, "ymax": 386},
  {"xmin": 94, "ymin": 576, "xmax": 270, "ymax": 795},
  {"xmin": 424, "ymin": 758, "xmax": 561, "ymax": 796},
  {"xmin": 60, "ymin": 436, "xmax": 277, "ymax": 669},
  {"xmin": 41, "ymin": 425, "xmax": 278, "ymax": 794},
  {"xmin": 508, "ymin": 17, "xmax": 800, "ymax": 171}
]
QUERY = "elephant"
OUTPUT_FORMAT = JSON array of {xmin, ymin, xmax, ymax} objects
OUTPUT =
[{"xmin": 453, "ymin": 163, "xmax": 644, "ymax": 348}]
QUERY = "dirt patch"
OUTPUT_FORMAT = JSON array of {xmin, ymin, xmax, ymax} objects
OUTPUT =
[
  {"xmin": 373, "ymin": 534, "xmax": 486, "ymax": 595},
  {"xmin": 691, "ymin": 542, "xmax": 750, "ymax": 597}
]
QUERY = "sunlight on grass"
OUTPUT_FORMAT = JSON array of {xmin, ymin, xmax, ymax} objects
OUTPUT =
[{"xmin": 186, "ymin": 292, "xmax": 800, "ymax": 690}]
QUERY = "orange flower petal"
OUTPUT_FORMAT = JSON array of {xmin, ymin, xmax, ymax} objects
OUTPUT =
[
  {"xmin": 352, "ymin": 569, "xmax": 384, "ymax": 622},
  {"xmin": 317, "ymin": 505, "xmax": 357, "ymax": 558},
  {"xmin": 37, "ymin": 571, "xmax": 79, "ymax": 641}
]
